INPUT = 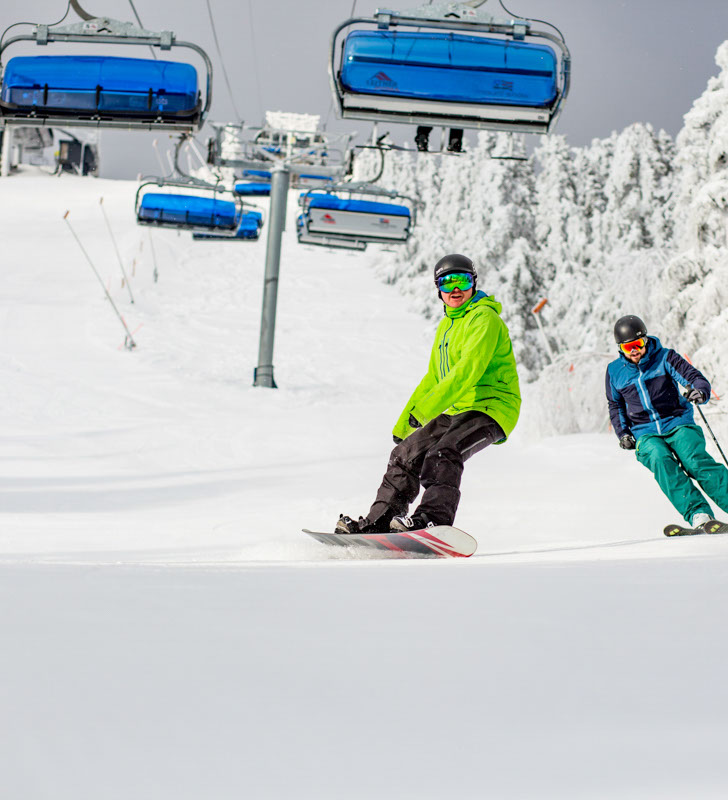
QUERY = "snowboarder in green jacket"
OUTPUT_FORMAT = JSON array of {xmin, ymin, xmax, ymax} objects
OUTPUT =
[{"xmin": 336, "ymin": 254, "xmax": 521, "ymax": 534}]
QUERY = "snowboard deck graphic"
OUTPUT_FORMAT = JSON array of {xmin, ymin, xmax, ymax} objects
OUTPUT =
[
  {"xmin": 663, "ymin": 519, "xmax": 728, "ymax": 537},
  {"xmin": 302, "ymin": 525, "xmax": 477, "ymax": 558}
]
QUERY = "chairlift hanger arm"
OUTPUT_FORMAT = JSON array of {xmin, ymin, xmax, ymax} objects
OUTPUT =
[{"xmin": 70, "ymin": 1, "xmax": 95, "ymax": 21}]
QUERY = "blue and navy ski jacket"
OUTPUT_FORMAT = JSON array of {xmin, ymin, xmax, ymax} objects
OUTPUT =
[{"xmin": 605, "ymin": 336, "xmax": 711, "ymax": 440}]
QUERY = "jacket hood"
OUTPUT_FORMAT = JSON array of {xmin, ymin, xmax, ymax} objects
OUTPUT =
[{"xmin": 444, "ymin": 290, "xmax": 502, "ymax": 319}]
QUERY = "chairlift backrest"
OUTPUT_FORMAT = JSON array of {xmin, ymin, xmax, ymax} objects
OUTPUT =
[
  {"xmin": 300, "ymin": 189, "xmax": 414, "ymax": 244},
  {"xmin": 137, "ymin": 193, "xmax": 238, "ymax": 229}
]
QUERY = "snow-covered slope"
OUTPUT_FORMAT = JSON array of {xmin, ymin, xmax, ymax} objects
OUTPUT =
[{"xmin": 1, "ymin": 172, "xmax": 728, "ymax": 798}]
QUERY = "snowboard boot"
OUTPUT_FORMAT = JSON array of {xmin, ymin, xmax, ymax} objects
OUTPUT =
[
  {"xmin": 390, "ymin": 513, "xmax": 435, "ymax": 532},
  {"xmin": 336, "ymin": 514, "xmax": 392, "ymax": 534},
  {"xmin": 336, "ymin": 515, "xmax": 363, "ymax": 534}
]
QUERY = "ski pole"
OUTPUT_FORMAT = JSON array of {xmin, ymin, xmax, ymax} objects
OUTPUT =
[
  {"xmin": 99, "ymin": 196, "xmax": 135, "ymax": 303},
  {"xmin": 696, "ymin": 404, "xmax": 728, "ymax": 468},
  {"xmin": 63, "ymin": 211, "xmax": 137, "ymax": 350}
]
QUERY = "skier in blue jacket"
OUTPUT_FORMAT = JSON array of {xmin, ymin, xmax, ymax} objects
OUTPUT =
[{"xmin": 605, "ymin": 315, "xmax": 728, "ymax": 530}]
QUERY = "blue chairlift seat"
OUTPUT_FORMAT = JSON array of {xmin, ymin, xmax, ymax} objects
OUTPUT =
[
  {"xmin": 234, "ymin": 182, "xmax": 271, "ymax": 196},
  {"xmin": 341, "ymin": 31, "xmax": 557, "ymax": 108},
  {"xmin": 1, "ymin": 55, "xmax": 200, "ymax": 120},
  {"xmin": 243, "ymin": 169, "xmax": 272, "ymax": 182},
  {"xmin": 304, "ymin": 193, "xmax": 411, "ymax": 242},
  {"xmin": 193, "ymin": 209, "xmax": 263, "ymax": 240},
  {"xmin": 137, "ymin": 193, "xmax": 237, "ymax": 230}
]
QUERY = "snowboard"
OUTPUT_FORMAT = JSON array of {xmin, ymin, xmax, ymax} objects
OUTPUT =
[
  {"xmin": 663, "ymin": 519, "xmax": 728, "ymax": 537},
  {"xmin": 302, "ymin": 525, "xmax": 478, "ymax": 558}
]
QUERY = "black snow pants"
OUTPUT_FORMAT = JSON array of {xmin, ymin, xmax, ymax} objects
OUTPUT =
[{"xmin": 366, "ymin": 411, "xmax": 505, "ymax": 527}]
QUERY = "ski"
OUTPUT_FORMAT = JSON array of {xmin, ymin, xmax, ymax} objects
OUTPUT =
[
  {"xmin": 663, "ymin": 519, "xmax": 728, "ymax": 537},
  {"xmin": 302, "ymin": 525, "xmax": 477, "ymax": 558}
]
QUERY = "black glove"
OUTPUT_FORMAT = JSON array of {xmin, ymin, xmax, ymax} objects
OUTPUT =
[
  {"xmin": 408, "ymin": 413, "xmax": 422, "ymax": 429},
  {"xmin": 619, "ymin": 434, "xmax": 636, "ymax": 450},
  {"xmin": 685, "ymin": 387, "xmax": 705, "ymax": 404},
  {"xmin": 393, "ymin": 435, "xmax": 403, "ymax": 445}
]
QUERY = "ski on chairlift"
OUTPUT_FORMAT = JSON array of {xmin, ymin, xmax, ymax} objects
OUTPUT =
[
  {"xmin": 329, "ymin": 0, "xmax": 570, "ymax": 147},
  {"xmin": 0, "ymin": 2, "xmax": 213, "ymax": 132}
]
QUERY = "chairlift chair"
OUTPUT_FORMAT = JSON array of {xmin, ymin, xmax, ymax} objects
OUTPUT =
[
  {"xmin": 329, "ymin": 1, "xmax": 570, "ymax": 138},
  {"xmin": 297, "ymin": 182, "xmax": 423, "ymax": 248},
  {"xmin": 135, "ymin": 176, "xmax": 261, "ymax": 240},
  {"xmin": 0, "ymin": 5, "xmax": 213, "ymax": 132}
]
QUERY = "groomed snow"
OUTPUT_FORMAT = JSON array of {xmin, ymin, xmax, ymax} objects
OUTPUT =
[{"xmin": 1, "ymin": 172, "xmax": 728, "ymax": 798}]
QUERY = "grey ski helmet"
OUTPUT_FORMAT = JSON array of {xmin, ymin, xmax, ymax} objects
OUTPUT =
[
  {"xmin": 614, "ymin": 315, "xmax": 647, "ymax": 344},
  {"xmin": 433, "ymin": 254, "xmax": 477, "ymax": 287}
]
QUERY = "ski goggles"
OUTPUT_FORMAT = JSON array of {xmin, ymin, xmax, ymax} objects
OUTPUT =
[
  {"xmin": 437, "ymin": 272, "xmax": 474, "ymax": 293},
  {"xmin": 619, "ymin": 337, "xmax": 647, "ymax": 354}
]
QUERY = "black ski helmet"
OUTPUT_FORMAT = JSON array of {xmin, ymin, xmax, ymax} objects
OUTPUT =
[
  {"xmin": 614, "ymin": 315, "xmax": 648, "ymax": 344},
  {"xmin": 433, "ymin": 254, "xmax": 477, "ymax": 287}
]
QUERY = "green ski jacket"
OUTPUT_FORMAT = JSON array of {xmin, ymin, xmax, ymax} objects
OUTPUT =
[{"xmin": 393, "ymin": 291, "xmax": 521, "ymax": 442}]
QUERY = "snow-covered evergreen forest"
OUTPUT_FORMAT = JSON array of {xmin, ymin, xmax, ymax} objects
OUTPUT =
[{"xmin": 355, "ymin": 42, "xmax": 728, "ymax": 440}]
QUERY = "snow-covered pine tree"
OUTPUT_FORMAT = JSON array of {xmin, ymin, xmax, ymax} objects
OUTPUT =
[{"xmin": 656, "ymin": 41, "xmax": 728, "ymax": 417}]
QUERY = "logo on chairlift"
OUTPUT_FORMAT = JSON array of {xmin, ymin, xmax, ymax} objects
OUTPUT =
[
  {"xmin": 494, "ymin": 79, "xmax": 514, "ymax": 92},
  {"xmin": 322, "ymin": 213, "xmax": 337, "ymax": 224},
  {"xmin": 367, "ymin": 71, "xmax": 397, "ymax": 89},
  {"xmin": 377, "ymin": 218, "xmax": 391, "ymax": 226}
]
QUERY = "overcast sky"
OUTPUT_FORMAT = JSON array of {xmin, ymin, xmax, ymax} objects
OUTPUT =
[{"xmin": 2, "ymin": 0, "xmax": 728, "ymax": 178}]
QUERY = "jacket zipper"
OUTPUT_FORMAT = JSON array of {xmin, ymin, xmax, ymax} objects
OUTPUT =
[
  {"xmin": 636, "ymin": 368, "xmax": 662, "ymax": 434},
  {"xmin": 438, "ymin": 318, "xmax": 455, "ymax": 378}
]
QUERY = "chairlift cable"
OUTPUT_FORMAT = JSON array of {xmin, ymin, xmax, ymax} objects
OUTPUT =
[
  {"xmin": 0, "ymin": 1, "xmax": 71, "ymax": 52},
  {"xmin": 205, "ymin": 0, "xmax": 243, "ymax": 122},
  {"xmin": 246, "ymin": 0, "xmax": 264, "ymax": 122},
  {"xmin": 126, "ymin": 0, "xmax": 157, "ymax": 59},
  {"xmin": 497, "ymin": 0, "xmax": 566, "ymax": 42}
]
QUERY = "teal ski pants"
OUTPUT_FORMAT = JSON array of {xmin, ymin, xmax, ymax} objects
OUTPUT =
[{"xmin": 636, "ymin": 424, "xmax": 728, "ymax": 524}]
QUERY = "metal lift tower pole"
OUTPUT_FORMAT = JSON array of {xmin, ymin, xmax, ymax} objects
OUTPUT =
[{"xmin": 253, "ymin": 164, "xmax": 290, "ymax": 388}]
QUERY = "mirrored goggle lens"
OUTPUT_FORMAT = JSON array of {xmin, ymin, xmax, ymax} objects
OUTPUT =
[
  {"xmin": 437, "ymin": 273, "xmax": 474, "ymax": 292},
  {"xmin": 620, "ymin": 338, "xmax": 646, "ymax": 354}
]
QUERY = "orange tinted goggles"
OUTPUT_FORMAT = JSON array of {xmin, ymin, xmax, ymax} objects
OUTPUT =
[{"xmin": 619, "ymin": 338, "xmax": 646, "ymax": 354}]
